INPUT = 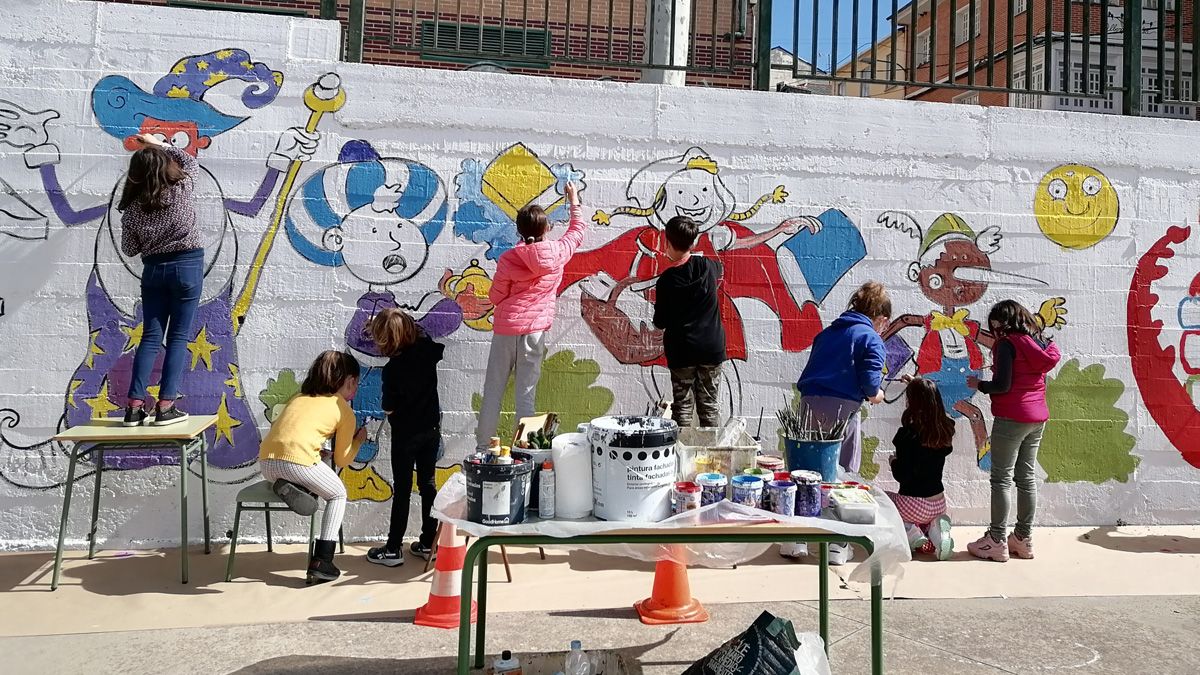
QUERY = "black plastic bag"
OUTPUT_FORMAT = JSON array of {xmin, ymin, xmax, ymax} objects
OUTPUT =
[{"xmin": 682, "ymin": 611, "xmax": 805, "ymax": 675}]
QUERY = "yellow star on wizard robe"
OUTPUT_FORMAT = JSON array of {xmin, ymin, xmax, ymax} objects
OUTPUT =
[
  {"xmin": 67, "ymin": 379, "xmax": 84, "ymax": 409},
  {"xmin": 85, "ymin": 380, "xmax": 120, "ymax": 419},
  {"xmin": 187, "ymin": 326, "xmax": 220, "ymax": 371},
  {"xmin": 214, "ymin": 392, "xmax": 242, "ymax": 446},
  {"xmin": 84, "ymin": 330, "xmax": 105, "ymax": 369},
  {"xmin": 120, "ymin": 322, "xmax": 144, "ymax": 353},
  {"xmin": 224, "ymin": 363, "xmax": 243, "ymax": 399}
]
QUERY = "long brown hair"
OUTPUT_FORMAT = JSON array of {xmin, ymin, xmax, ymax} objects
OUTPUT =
[
  {"xmin": 368, "ymin": 307, "xmax": 419, "ymax": 356},
  {"xmin": 300, "ymin": 351, "xmax": 361, "ymax": 396},
  {"xmin": 848, "ymin": 281, "xmax": 892, "ymax": 320},
  {"xmin": 117, "ymin": 146, "xmax": 186, "ymax": 212},
  {"xmin": 902, "ymin": 377, "xmax": 956, "ymax": 448},
  {"xmin": 987, "ymin": 299, "xmax": 1043, "ymax": 339},
  {"xmin": 516, "ymin": 204, "xmax": 549, "ymax": 244}
]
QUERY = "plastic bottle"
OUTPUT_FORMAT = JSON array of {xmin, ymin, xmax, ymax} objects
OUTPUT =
[
  {"xmin": 539, "ymin": 460, "xmax": 556, "ymax": 519},
  {"xmin": 493, "ymin": 649, "xmax": 521, "ymax": 674},
  {"xmin": 487, "ymin": 437, "xmax": 502, "ymax": 464},
  {"xmin": 496, "ymin": 446, "xmax": 514, "ymax": 465},
  {"xmin": 564, "ymin": 640, "xmax": 591, "ymax": 675}
]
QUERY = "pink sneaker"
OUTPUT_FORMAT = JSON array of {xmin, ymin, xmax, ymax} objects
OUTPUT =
[
  {"xmin": 1008, "ymin": 533, "xmax": 1034, "ymax": 559},
  {"xmin": 967, "ymin": 533, "xmax": 1009, "ymax": 562}
]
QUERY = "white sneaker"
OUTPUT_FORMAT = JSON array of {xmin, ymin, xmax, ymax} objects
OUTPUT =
[
  {"xmin": 928, "ymin": 516, "xmax": 955, "ymax": 561},
  {"xmin": 779, "ymin": 543, "xmax": 809, "ymax": 559},
  {"xmin": 905, "ymin": 524, "xmax": 929, "ymax": 552},
  {"xmin": 828, "ymin": 542, "xmax": 853, "ymax": 566}
]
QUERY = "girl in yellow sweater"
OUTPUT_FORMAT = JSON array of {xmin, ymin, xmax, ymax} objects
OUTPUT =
[{"xmin": 259, "ymin": 351, "xmax": 364, "ymax": 584}]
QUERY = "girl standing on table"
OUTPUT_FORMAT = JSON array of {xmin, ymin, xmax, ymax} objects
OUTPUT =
[
  {"xmin": 365, "ymin": 308, "xmax": 445, "ymax": 567},
  {"xmin": 967, "ymin": 300, "xmax": 1061, "ymax": 562},
  {"xmin": 118, "ymin": 133, "xmax": 204, "ymax": 427},
  {"xmin": 475, "ymin": 181, "xmax": 586, "ymax": 451},
  {"xmin": 887, "ymin": 376, "xmax": 955, "ymax": 561},
  {"xmin": 787, "ymin": 281, "xmax": 892, "ymax": 565},
  {"xmin": 259, "ymin": 351, "xmax": 365, "ymax": 584}
]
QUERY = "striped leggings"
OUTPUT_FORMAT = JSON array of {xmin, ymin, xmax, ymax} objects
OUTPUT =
[{"xmin": 259, "ymin": 459, "xmax": 346, "ymax": 541}]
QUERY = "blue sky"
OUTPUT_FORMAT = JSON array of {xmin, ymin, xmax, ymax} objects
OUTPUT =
[{"xmin": 771, "ymin": 0, "xmax": 904, "ymax": 72}]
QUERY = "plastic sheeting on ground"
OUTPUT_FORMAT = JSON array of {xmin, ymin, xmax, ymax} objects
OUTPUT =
[{"xmin": 432, "ymin": 472, "xmax": 910, "ymax": 585}]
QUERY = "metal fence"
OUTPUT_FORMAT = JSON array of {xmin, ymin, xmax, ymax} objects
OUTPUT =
[
  {"xmin": 378, "ymin": 0, "xmax": 755, "ymax": 76},
  {"xmin": 768, "ymin": 0, "xmax": 1199, "ymax": 115}
]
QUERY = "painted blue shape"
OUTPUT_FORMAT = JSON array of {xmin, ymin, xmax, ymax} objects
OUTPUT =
[
  {"xmin": 883, "ymin": 335, "xmax": 914, "ymax": 381},
  {"xmin": 345, "ymin": 161, "xmax": 386, "ymax": 211},
  {"xmin": 780, "ymin": 209, "xmax": 867, "ymax": 305}
]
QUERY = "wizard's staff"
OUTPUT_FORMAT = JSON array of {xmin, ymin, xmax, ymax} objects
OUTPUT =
[{"xmin": 232, "ymin": 72, "xmax": 346, "ymax": 334}]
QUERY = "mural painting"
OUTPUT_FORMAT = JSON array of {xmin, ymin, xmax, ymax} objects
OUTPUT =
[
  {"xmin": 0, "ymin": 50, "xmax": 338, "ymax": 489},
  {"xmin": 558, "ymin": 147, "xmax": 865, "ymax": 414},
  {"xmin": 1034, "ymin": 164, "xmax": 1120, "ymax": 250},
  {"xmin": 283, "ymin": 139, "xmax": 460, "ymax": 501},
  {"xmin": 879, "ymin": 212, "xmax": 1067, "ymax": 471},
  {"xmin": 1128, "ymin": 224, "xmax": 1200, "ymax": 469}
]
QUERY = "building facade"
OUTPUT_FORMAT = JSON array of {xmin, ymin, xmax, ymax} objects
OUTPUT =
[{"xmin": 98, "ymin": 0, "xmax": 759, "ymax": 89}]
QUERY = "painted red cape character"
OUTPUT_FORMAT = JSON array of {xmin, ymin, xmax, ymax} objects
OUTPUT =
[{"xmin": 559, "ymin": 148, "xmax": 823, "ymax": 368}]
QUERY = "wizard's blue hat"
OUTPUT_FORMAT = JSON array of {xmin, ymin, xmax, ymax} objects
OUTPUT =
[{"xmin": 91, "ymin": 48, "xmax": 282, "ymax": 140}]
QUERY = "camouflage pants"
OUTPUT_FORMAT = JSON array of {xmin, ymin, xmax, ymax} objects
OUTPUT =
[{"xmin": 670, "ymin": 364, "xmax": 722, "ymax": 428}]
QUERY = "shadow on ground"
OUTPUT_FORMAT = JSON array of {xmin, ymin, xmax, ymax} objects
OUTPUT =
[{"xmin": 1079, "ymin": 527, "xmax": 1200, "ymax": 554}]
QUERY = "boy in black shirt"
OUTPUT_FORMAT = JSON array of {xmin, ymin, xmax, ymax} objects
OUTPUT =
[{"xmin": 653, "ymin": 216, "xmax": 727, "ymax": 427}]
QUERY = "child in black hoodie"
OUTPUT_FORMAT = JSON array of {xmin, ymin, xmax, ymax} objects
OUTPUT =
[
  {"xmin": 652, "ymin": 215, "xmax": 727, "ymax": 427},
  {"xmin": 365, "ymin": 308, "xmax": 445, "ymax": 567}
]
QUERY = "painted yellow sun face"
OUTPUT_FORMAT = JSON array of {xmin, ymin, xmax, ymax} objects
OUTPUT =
[{"xmin": 1034, "ymin": 164, "xmax": 1119, "ymax": 249}]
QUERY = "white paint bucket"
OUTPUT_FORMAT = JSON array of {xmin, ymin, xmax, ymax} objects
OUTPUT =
[{"xmin": 588, "ymin": 416, "xmax": 679, "ymax": 522}]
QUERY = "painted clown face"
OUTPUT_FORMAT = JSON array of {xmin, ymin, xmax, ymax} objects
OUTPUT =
[
  {"xmin": 655, "ymin": 168, "xmax": 731, "ymax": 231},
  {"xmin": 917, "ymin": 239, "xmax": 991, "ymax": 309},
  {"xmin": 121, "ymin": 118, "xmax": 211, "ymax": 157},
  {"xmin": 327, "ymin": 207, "xmax": 430, "ymax": 286},
  {"xmin": 1034, "ymin": 165, "xmax": 1119, "ymax": 250}
]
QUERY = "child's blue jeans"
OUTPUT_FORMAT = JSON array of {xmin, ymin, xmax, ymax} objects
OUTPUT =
[{"xmin": 127, "ymin": 248, "xmax": 204, "ymax": 403}]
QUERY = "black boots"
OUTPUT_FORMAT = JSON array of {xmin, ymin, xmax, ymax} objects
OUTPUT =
[{"xmin": 307, "ymin": 539, "xmax": 341, "ymax": 585}]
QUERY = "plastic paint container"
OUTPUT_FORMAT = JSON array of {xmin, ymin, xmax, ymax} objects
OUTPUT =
[
  {"xmin": 671, "ymin": 481, "xmax": 702, "ymax": 515},
  {"xmin": 588, "ymin": 415, "xmax": 679, "ymax": 522},
  {"xmin": 791, "ymin": 470, "xmax": 823, "ymax": 518},
  {"xmin": 731, "ymin": 474, "xmax": 765, "ymax": 509},
  {"xmin": 697, "ymin": 472, "xmax": 728, "ymax": 506},
  {"xmin": 820, "ymin": 484, "xmax": 835, "ymax": 509},
  {"xmin": 756, "ymin": 455, "xmax": 785, "ymax": 473},
  {"xmin": 766, "ymin": 480, "xmax": 797, "ymax": 517}
]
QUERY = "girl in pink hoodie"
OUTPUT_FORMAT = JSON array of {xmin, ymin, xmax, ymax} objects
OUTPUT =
[
  {"xmin": 966, "ymin": 300, "xmax": 1061, "ymax": 562},
  {"xmin": 475, "ymin": 182, "xmax": 586, "ymax": 451}
]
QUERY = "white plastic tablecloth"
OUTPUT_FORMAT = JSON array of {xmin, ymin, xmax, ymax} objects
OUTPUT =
[{"xmin": 432, "ymin": 472, "xmax": 910, "ymax": 584}]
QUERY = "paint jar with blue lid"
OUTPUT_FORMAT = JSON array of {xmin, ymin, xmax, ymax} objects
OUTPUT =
[
  {"xmin": 731, "ymin": 474, "xmax": 765, "ymax": 509},
  {"xmin": 696, "ymin": 472, "xmax": 728, "ymax": 506}
]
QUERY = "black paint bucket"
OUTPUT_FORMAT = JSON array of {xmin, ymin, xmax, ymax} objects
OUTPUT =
[{"xmin": 463, "ymin": 451, "xmax": 535, "ymax": 525}]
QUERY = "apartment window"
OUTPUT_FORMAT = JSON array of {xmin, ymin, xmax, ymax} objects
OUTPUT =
[
  {"xmin": 1010, "ymin": 64, "xmax": 1044, "ymax": 108},
  {"xmin": 917, "ymin": 30, "xmax": 931, "ymax": 64},
  {"xmin": 420, "ymin": 21, "xmax": 551, "ymax": 64},
  {"xmin": 1014, "ymin": 0, "xmax": 1028, "ymax": 14},
  {"xmin": 955, "ymin": 5, "xmax": 982, "ymax": 46},
  {"xmin": 1144, "ymin": 0, "xmax": 1177, "ymax": 9},
  {"xmin": 953, "ymin": 91, "xmax": 981, "ymax": 105}
]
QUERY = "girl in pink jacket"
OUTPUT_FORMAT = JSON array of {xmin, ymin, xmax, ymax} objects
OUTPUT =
[
  {"xmin": 966, "ymin": 300, "xmax": 1061, "ymax": 562},
  {"xmin": 476, "ymin": 182, "xmax": 586, "ymax": 451}
]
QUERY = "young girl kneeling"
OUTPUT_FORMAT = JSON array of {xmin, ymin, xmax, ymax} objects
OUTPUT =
[
  {"xmin": 258, "ymin": 351, "xmax": 364, "ymax": 584},
  {"xmin": 887, "ymin": 377, "xmax": 955, "ymax": 561}
]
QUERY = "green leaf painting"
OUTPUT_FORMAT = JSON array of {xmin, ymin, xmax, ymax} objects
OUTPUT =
[
  {"xmin": 1040, "ymin": 359, "xmax": 1139, "ymax": 483},
  {"xmin": 472, "ymin": 350, "xmax": 614, "ymax": 441},
  {"xmin": 259, "ymin": 370, "xmax": 300, "ymax": 423}
]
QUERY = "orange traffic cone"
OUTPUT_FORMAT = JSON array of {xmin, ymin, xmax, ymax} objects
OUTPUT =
[
  {"xmin": 415, "ymin": 522, "xmax": 477, "ymax": 629},
  {"xmin": 634, "ymin": 549, "xmax": 709, "ymax": 625}
]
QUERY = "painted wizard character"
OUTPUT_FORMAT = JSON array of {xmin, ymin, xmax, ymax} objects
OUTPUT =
[{"xmin": 0, "ymin": 50, "xmax": 337, "ymax": 484}]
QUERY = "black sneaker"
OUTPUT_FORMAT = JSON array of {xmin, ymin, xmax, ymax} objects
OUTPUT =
[
  {"xmin": 122, "ymin": 406, "xmax": 148, "ymax": 427},
  {"xmin": 410, "ymin": 541, "xmax": 434, "ymax": 561},
  {"xmin": 366, "ymin": 545, "xmax": 404, "ymax": 567},
  {"xmin": 151, "ymin": 404, "xmax": 189, "ymax": 426}
]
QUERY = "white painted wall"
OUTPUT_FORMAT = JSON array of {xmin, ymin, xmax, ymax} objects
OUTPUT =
[{"xmin": 1, "ymin": 0, "xmax": 1198, "ymax": 551}]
